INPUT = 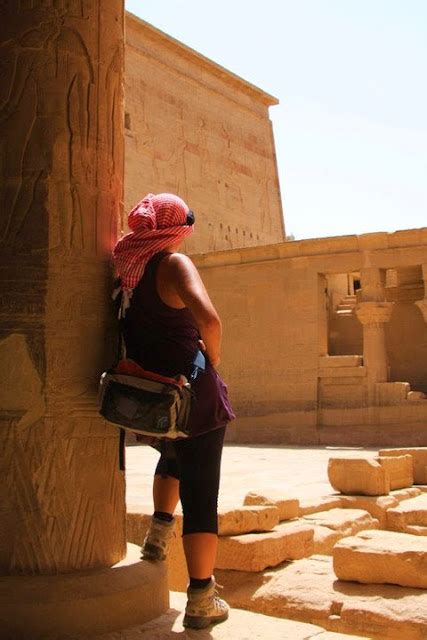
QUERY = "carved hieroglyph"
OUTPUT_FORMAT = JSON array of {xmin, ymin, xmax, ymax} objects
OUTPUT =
[
  {"xmin": 0, "ymin": 1, "xmax": 126, "ymax": 575},
  {"xmin": 124, "ymin": 14, "xmax": 285, "ymax": 254}
]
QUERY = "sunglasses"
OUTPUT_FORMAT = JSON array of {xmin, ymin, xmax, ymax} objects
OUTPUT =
[{"xmin": 186, "ymin": 210, "xmax": 195, "ymax": 226}]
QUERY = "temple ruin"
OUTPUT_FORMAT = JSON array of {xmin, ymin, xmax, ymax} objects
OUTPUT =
[
  {"xmin": 124, "ymin": 14, "xmax": 427, "ymax": 447},
  {"xmin": 0, "ymin": 5, "xmax": 426, "ymax": 638}
]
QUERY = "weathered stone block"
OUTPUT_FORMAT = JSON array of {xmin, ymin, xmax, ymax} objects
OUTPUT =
[
  {"xmin": 311, "ymin": 526, "xmax": 343, "ymax": 555},
  {"xmin": 303, "ymin": 508, "xmax": 379, "ymax": 555},
  {"xmin": 328, "ymin": 458, "xmax": 390, "ymax": 495},
  {"xmin": 333, "ymin": 529, "xmax": 427, "ymax": 589},
  {"xmin": 298, "ymin": 496, "xmax": 342, "ymax": 516},
  {"xmin": 339, "ymin": 489, "xmax": 421, "ymax": 527},
  {"xmin": 218, "ymin": 505, "xmax": 279, "ymax": 535},
  {"xmin": 379, "ymin": 447, "xmax": 427, "ymax": 484},
  {"xmin": 216, "ymin": 522, "xmax": 314, "ymax": 572},
  {"xmin": 376, "ymin": 454, "xmax": 414, "ymax": 489},
  {"xmin": 217, "ymin": 555, "xmax": 427, "ymax": 638},
  {"xmin": 243, "ymin": 491, "xmax": 299, "ymax": 521},
  {"xmin": 386, "ymin": 494, "xmax": 427, "ymax": 535}
]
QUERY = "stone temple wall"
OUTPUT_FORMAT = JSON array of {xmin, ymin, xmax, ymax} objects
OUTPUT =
[
  {"xmin": 123, "ymin": 12, "xmax": 427, "ymax": 447},
  {"xmin": 124, "ymin": 13, "xmax": 285, "ymax": 254},
  {"xmin": 193, "ymin": 230, "xmax": 427, "ymax": 447}
]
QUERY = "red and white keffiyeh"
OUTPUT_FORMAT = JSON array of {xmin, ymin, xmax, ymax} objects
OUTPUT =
[{"xmin": 113, "ymin": 193, "xmax": 194, "ymax": 313}]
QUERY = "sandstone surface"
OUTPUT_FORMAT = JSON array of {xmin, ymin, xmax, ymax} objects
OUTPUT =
[
  {"xmin": 310, "ymin": 526, "xmax": 343, "ymax": 555},
  {"xmin": 218, "ymin": 505, "xmax": 279, "ymax": 535},
  {"xmin": 302, "ymin": 508, "xmax": 379, "ymax": 554},
  {"xmin": 0, "ymin": 544, "xmax": 168, "ymax": 640},
  {"xmin": 386, "ymin": 493, "xmax": 427, "ymax": 534},
  {"xmin": 299, "ymin": 495, "xmax": 343, "ymax": 516},
  {"xmin": 379, "ymin": 447, "xmax": 427, "ymax": 484},
  {"xmin": 339, "ymin": 488, "xmax": 421, "ymax": 527},
  {"xmin": 243, "ymin": 491, "xmax": 300, "ymax": 520},
  {"xmin": 88, "ymin": 590, "xmax": 369, "ymax": 640},
  {"xmin": 217, "ymin": 555, "xmax": 427, "ymax": 639},
  {"xmin": 377, "ymin": 454, "xmax": 414, "ymax": 489},
  {"xmin": 333, "ymin": 529, "xmax": 427, "ymax": 589},
  {"xmin": 216, "ymin": 522, "xmax": 314, "ymax": 571},
  {"xmin": 328, "ymin": 458, "xmax": 389, "ymax": 495}
]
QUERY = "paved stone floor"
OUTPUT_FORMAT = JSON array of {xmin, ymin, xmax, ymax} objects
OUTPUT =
[
  {"xmin": 91, "ymin": 591, "xmax": 371, "ymax": 639},
  {"xmin": 114, "ymin": 444, "xmax": 420, "ymax": 640},
  {"xmin": 125, "ymin": 443, "xmax": 377, "ymax": 513}
]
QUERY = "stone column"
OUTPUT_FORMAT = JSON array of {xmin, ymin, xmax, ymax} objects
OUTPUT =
[
  {"xmin": 355, "ymin": 269, "xmax": 393, "ymax": 386},
  {"xmin": 415, "ymin": 264, "xmax": 427, "ymax": 322},
  {"xmin": 0, "ymin": 0, "xmax": 126, "ymax": 576}
]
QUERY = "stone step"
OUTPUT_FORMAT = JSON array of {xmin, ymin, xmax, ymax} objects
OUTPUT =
[
  {"xmin": 127, "ymin": 504, "xmax": 280, "ymax": 538},
  {"xmin": 0, "ymin": 543, "xmax": 168, "ymax": 640},
  {"xmin": 408, "ymin": 390, "xmax": 427, "ymax": 401},
  {"xmin": 299, "ymin": 495, "xmax": 343, "ymax": 515},
  {"xmin": 301, "ymin": 508, "xmax": 379, "ymax": 554},
  {"xmin": 216, "ymin": 521, "xmax": 314, "ymax": 572},
  {"xmin": 333, "ymin": 529, "xmax": 427, "ymax": 589},
  {"xmin": 243, "ymin": 490, "xmax": 300, "ymax": 520},
  {"xmin": 318, "ymin": 355, "xmax": 363, "ymax": 368},
  {"xmin": 386, "ymin": 493, "xmax": 427, "ymax": 534},
  {"xmin": 127, "ymin": 505, "xmax": 286, "ymax": 591},
  {"xmin": 216, "ymin": 554, "xmax": 427, "ymax": 639},
  {"xmin": 88, "ymin": 591, "xmax": 372, "ymax": 640},
  {"xmin": 218, "ymin": 505, "xmax": 280, "ymax": 535},
  {"xmin": 379, "ymin": 447, "xmax": 427, "ymax": 484},
  {"xmin": 339, "ymin": 487, "xmax": 422, "ymax": 527}
]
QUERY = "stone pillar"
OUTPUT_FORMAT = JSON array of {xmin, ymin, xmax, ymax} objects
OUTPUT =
[
  {"xmin": 0, "ymin": 1, "xmax": 126, "ymax": 576},
  {"xmin": 355, "ymin": 269, "xmax": 393, "ymax": 386},
  {"xmin": 415, "ymin": 264, "xmax": 427, "ymax": 323}
]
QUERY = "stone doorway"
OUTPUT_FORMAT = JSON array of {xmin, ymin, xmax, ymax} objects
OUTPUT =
[{"xmin": 326, "ymin": 272, "xmax": 363, "ymax": 356}]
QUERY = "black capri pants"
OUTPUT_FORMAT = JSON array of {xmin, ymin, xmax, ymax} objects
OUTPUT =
[{"xmin": 155, "ymin": 426, "xmax": 226, "ymax": 536}]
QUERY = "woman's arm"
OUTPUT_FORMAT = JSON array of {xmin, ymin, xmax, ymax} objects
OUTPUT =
[{"xmin": 158, "ymin": 253, "xmax": 222, "ymax": 366}]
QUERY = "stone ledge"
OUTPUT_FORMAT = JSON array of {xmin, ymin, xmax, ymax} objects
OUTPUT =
[
  {"xmin": 333, "ymin": 530, "xmax": 427, "ymax": 589},
  {"xmin": 216, "ymin": 522, "xmax": 314, "ymax": 572},
  {"xmin": 217, "ymin": 555, "xmax": 427, "ymax": 639},
  {"xmin": 299, "ymin": 495, "xmax": 343, "ymax": 515},
  {"xmin": 302, "ymin": 508, "xmax": 379, "ymax": 555},
  {"xmin": 339, "ymin": 488, "xmax": 421, "ymax": 528},
  {"xmin": 0, "ymin": 544, "xmax": 168, "ymax": 640},
  {"xmin": 386, "ymin": 493, "xmax": 427, "ymax": 533},
  {"xmin": 243, "ymin": 491, "xmax": 300, "ymax": 520},
  {"xmin": 218, "ymin": 505, "xmax": 280, "ymax": 535},
  {"xmin": 318, "ymin": 355, "xmax": 363, "ymax": 368},
  {"xmin": 88, "ymin": 591, "xmax": 370, "ymax": 639}
]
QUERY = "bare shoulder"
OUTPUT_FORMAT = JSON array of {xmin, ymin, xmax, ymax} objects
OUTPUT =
[{"xmin": 163, "ymin": 253, "xmax": 197, "ymax": 277}]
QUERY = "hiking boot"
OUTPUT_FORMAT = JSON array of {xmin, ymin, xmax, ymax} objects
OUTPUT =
[
  {"xmin": 140, "ymin": 515, "xmax": 175, "ymax": 561},
  {"xmin": 183, "ymin": 577, "xmax": 229, "ymax": 629}
]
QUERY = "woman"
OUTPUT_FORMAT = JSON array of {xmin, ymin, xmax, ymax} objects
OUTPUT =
[{"xmin": 113, "ymin": 193, "xmax": 235, "ymax": 630}]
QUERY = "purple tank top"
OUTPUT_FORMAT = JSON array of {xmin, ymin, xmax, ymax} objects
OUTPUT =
[{"xmin": 122, "ymin": 252, "xmax": 235, "ymax": 437}]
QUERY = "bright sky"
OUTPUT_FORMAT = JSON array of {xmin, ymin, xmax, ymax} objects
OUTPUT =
[{"xmin": 125, "ymin": 0, "xmax": 427, "ymax": 240}]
